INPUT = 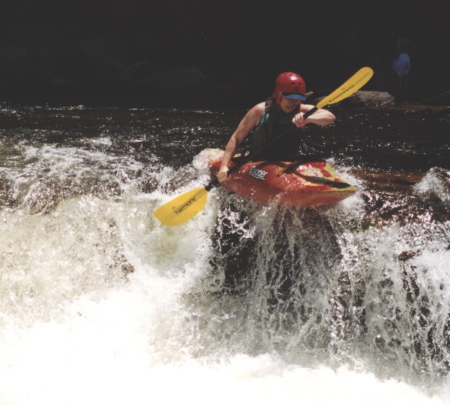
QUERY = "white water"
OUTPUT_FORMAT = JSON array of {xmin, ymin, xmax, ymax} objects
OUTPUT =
[{"xmin": 1, "ymin": 142, "xmax": 450, "ymax": 405}]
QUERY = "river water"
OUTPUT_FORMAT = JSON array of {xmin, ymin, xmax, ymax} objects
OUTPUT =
[{"xmin": 0, "ymin": 101, "xmax": 449, "ymax": 404}]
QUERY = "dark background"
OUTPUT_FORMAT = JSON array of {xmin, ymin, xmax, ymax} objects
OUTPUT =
[{"xmin": 0, "ymin": 0, "xmax": 449, "ymax": 106}]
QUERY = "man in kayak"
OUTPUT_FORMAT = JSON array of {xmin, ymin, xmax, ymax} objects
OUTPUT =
[{"xmin": 216, "ymin": 72, "xmax": 336, "ymax": 183}]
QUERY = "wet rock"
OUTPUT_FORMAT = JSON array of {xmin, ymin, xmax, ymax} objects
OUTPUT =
[
  {"xmin": 414, "ymin": 167, "xmax": 450, "ymax": 204},
  {"xmin": 128, "ymin": 66, "xmax": 212, "ymax": 101},
  {"xmin": 48, "ymin": 77, "xmax": 85, "ymax": 94},
  {"xmin": 398, "ymin": 251, "xmax": 417, "ymax": 262},
  {"xmin": 57, "ymin": 37, "xmax": 133, "ymax": 82},
  {"xmin": 310, "ymin": 90, "xmax": 396, "ymax": 108},
  {"xmin": 345, "ymin": 91, "xmax": 396, "ymax": 106},
  {"xmin": 0, "ymin": 43, "xmax": 27, "ymax": 76},
  {"xmin": 420, "ymin": 90, "xmax": 450, "ymax": 106}
]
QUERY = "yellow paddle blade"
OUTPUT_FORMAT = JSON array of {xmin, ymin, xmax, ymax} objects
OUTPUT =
[
  {"xmin": 317, "ymin": 67, "xmax": 374, "ymax": 108},
  {"xmin": 153, "ymin": 187, "xmax": 210, "ymax": 227}
]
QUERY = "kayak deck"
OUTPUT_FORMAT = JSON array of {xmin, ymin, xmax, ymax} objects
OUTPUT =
[{"xmin": 207, "ymin": 149, "xmax": 356, "ymax": 207}]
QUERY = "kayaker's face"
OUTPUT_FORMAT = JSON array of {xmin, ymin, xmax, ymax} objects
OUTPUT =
[{"xmin": 279, "ymin": 95, "xmax": 301, "ymax": 113}]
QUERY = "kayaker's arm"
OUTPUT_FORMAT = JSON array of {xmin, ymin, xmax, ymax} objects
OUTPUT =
[
  {"xmin": 217, "ymin": 103, "xmax": 265, "ymax": 183},
  {"xmin": 292, "ymin": 104, "xmax": 336, "ymax": 128}
]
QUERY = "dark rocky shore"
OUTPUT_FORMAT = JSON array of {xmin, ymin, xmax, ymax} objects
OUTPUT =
[{"xmin": 1, "ymin": 0, "xmax": 449, "ymax": 110}]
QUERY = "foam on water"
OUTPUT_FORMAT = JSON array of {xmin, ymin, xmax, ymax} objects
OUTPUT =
[
  {"xmin": 1, "ymin": 252, "xmax": 450, "ymax": 405},
  {"xmin": 1, "ymin": 119, "xmax": 450, "ymax": 404},
  {"xmin": 414, "ymin": 167, "xmax": 450, "ymax": 205},
  {"xmin": 2, "ymin": 238, "xmax": 450, "ymax": 405}
]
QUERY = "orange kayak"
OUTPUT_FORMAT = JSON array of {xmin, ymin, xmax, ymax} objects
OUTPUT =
[{"xmin": 207, "ymin": 149, "xmax": 356, "ymax": 207}]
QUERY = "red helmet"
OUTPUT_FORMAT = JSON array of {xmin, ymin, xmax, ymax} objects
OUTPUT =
[{"xmin": 274, "ymin": 72, "xmax": 306, "ymax": 105}]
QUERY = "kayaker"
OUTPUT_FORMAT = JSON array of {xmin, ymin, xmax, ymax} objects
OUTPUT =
[
  {"xmin": 392, "ymin": 34, "xmax": 418, "ymax": 101},
  {"xmin": 216, "ymin": 72, "xmax": 336, "ymax": 183}
]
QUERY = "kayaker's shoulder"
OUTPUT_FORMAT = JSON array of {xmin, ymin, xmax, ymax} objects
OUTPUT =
[
  {"xmin": 235, "ymin": 102, "xmax": 266, "ymax": 128},
  {"xmin": 248, "ymin": 102, "xmax": 266, "ymax": 114},
  {"xmin": 245, "ymin": 102, "xmax": 266, "ymax": 121}
]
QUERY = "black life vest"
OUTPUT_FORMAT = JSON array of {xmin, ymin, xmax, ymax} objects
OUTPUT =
[{"xmin": 246, "ymin": 98, "xmax": 302, "ymax": 160}]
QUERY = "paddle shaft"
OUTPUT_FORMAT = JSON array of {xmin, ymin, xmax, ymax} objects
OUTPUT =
[
  {"xmin": 205, "ymin": 107, "xmax": 318, "ymax": 191},
  {"xmin": 154, "ymin": 68, "xmax": 373, "ymax": 226}
]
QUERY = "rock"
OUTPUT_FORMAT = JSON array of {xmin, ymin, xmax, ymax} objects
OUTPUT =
[
  {"xmin": 414, "ymin": 167, "xmax": 450, "ymax": 205},
  {"xmin": 310, "ymin": 90, "xmax": 396, "ymax": 108},
  {"xmin": 48, "ymin": 77, "xmax": 85, "ymax": 92},
  {"xmin": 0, "ymin": 44, "xmax": 27, "ymax": 76},
  {"xmin": 57, "ymin": 37, "xmax": 133, "ymax": 82},
  {"xmin": 419, "ymin": 90, "xmax": 450, "ymax": 106},
  {"xmin": 345, "ymin": 91, "xmax": 396, "ymax": 106},
  {"xmin": 128, "ymin": 66, "xmax": 212, "ymax": 101}
]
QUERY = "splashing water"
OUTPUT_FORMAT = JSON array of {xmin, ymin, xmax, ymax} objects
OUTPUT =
[{"xmin": 0, "ymin": 103, "xmax": 449, "ymax": 404}]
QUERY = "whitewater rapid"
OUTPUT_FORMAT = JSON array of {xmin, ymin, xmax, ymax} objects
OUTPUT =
[{"xmin": 1, "ymin": 104, "xmax": 449, "ymax": 404}]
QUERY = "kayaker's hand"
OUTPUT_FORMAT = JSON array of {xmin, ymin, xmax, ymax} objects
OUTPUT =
[
  {"xmin": 217, "ymin": 166, "xmax": 229, "ymax": 183},
  {"xmin": 293, "ymin": 113, "xmax": 307, "ymax": 128}
]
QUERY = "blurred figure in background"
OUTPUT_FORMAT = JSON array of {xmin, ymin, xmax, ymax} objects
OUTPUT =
[{"xmin": 392, "ymin": 34, "xmax": 418, "ymax": 101}]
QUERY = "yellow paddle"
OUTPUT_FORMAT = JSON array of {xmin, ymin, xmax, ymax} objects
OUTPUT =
[{"xmin": 154, "ymin": 67, "xmax": 374, "ymax": 226}]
